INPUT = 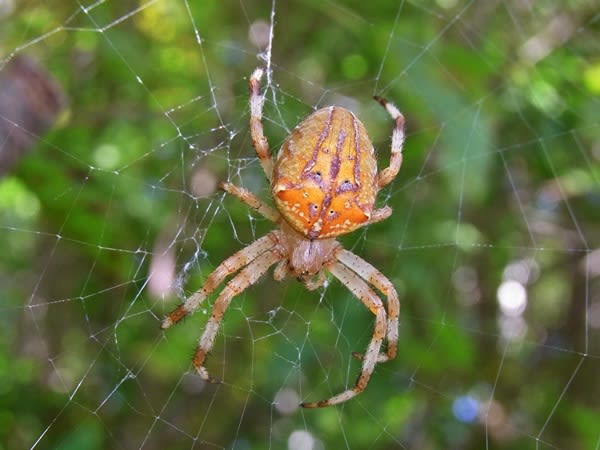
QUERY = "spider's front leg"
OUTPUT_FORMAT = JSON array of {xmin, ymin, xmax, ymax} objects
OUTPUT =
[
  {"xmin": 161, "ymin": 233, "xmax": 279, "ymax": 329},
  {"xmin": 192, "ymin": 247, "xmax": 282, "ymax": 383},
  {"xmin": 301, "ymin": 262, "xmax": 387, "ymax": 408},
  {"xmin": 337, "ymin": 249, "xmax": 399, "ymax": 363}
]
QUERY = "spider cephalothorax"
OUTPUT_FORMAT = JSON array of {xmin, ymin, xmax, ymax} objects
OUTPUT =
[{"xmin": 161, "ymin": 67, "xmax": 405, "ymax": 408}]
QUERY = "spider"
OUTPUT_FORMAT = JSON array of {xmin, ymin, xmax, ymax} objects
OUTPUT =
[{"xmin": 161, "ymin": 67, "xmax": 405, "ymax": 408}]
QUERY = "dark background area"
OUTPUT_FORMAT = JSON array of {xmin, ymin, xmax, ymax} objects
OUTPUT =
[{"xmin": 1, "ymin": 1, "xmax": 599, "ymax": 449}]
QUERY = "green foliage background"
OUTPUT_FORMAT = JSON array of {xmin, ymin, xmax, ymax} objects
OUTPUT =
[{"xmin": 1, "ymin": 1, "xmax": 599, "ymax": 449}]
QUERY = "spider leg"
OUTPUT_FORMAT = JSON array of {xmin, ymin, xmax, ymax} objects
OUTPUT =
[
  {"xmin": 336, "ymin": 249, "xmax": 399, "ymax": 362},
  {"xmin": 366, "ymin": 205, "xmax": 392, "ymax": 227},
  {"xmin": 300, "ymin": 262, "xmax": 387, "ymax": 408},
  {"xmin": 160, "ymin": 232, "xmax": 279, "ymax": 329},
  {"xmin": 273, "ymin": 259, "xmax": 290, "ymax": 282},
  {"xmin": 220, "ymin": 181, "xmax": 281, "ymax": 223},
  {"xmin": 373, "ymin": 96, "xmax": 405, "ymax": 189},
  {"xmin": 192, "ymin": 247, "xmax": 282, "ymax": 383},
  {"xmin": 249, "ymin": 67, "xmax": 273, "ymax": 181}
]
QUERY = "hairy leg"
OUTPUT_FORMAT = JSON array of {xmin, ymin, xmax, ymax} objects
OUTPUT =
[
  {"xmin": 366, "ymin": 205, "xmax": 392, "ymax": 227},
  {"xmin": 249, "ymin": 67, "xmax": 273, "ymax": 180},
  {"xmin": 336, "ymin": 249, "xmax": 399, "ymax": 362},
  {"xmin": 192, "ymin": 248, "xmax": 282, "ymax": 382},
  {"xmin": 220, "ymin": 181, "xmax": 281, "ymax": 223},
  {"xmin": 300, "ymin": 261, "xmax": 386, "ymax": 408},
  {"xmin": 161, "ymin": 232, "xmax": 279, "ymax": 329},
  {"xmin": 373, "ymin": 96, "xmax": 405, "ymax": 189}
]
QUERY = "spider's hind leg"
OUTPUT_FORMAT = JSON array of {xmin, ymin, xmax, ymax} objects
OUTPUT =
[
  {"xmin": 373, "ymin": 95, "xmax": 405, "ymax": 189},
  {"xmin": 248, "ymin": 67, "xmax": 273, "ymax": 180}
]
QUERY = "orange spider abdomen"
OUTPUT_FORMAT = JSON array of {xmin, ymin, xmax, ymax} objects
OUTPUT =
[{"xmin": 272, "ymin": 106, "xmax": 378, "ymax": 239}]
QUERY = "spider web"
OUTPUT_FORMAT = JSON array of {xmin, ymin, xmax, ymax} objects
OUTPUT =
[{"xmin": 1, "ymin": 0, "xmax": 599, "ymax": 449}]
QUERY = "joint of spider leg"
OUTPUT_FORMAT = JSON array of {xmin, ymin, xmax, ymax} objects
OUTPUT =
[
  {"xmin": 373, "ymin": 95, "xmax": 390, "ymax": 110},
  {"xmin": 249, "ymin": 67, "xmax": 264, "ymax": 90},
  {"xmin": 373, "ymin": 95, "xmax": 403, "ymax": 121},
  {"xmin": 351, "ymin": 351, "xmax": 364, "ymax": 361},
  {"xmin": 251, "ymin": 66, "xmax": 265, "ymax": 81}
]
